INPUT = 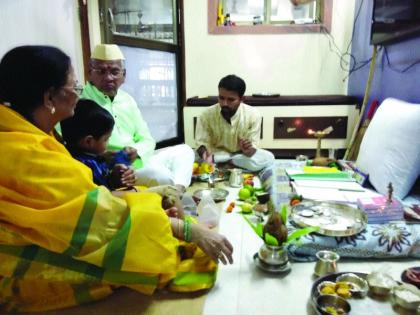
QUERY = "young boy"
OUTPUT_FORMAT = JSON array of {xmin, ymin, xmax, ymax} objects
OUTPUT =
[
  {"xmin": 62, "ymin": 99, "xmax": 183, "ymax": 219},
  {"xmin": 61, "ymin": 99, "xmax": 135, "ymax": 190}
]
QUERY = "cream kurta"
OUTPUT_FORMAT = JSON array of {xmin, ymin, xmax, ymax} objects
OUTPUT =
[
  {"xmin": 195, "ymin": 103, "xmax": 261, "ymax": 154},
  {"xmin": 195, "ymin": 103, "xmax": 274, "ymax": 171}
]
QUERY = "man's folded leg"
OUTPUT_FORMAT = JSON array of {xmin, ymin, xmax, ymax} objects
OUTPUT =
[
  {"xmin": 135, "ymin": 164, "xmax": 174, "ymax": 187},
  {"xmin": 231, "ymin": 149, "xmax": 275, "ymax": 171},
  {"xmin": 152, "ymin": 144, "xmax": 195, "ymax": 187},
  {"xmin": 135, "ymin": 144, "xmax": 194, "ymax": 188}
]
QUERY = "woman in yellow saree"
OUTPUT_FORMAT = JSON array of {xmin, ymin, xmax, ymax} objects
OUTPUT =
[{"xmin": 0, "ymin": 46, "xmax": 233, "ymax": 312}]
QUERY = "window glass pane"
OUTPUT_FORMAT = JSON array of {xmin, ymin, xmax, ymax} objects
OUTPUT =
[
  {"xmin": 224, "ymin": 0, "xmax": 264, "ymax": 22},
  {"xmin": 119, "ymin": 45, "xmax": 178, "ymax": 141},
  {"xmin": 110, "ymin": 0, "xmax": 175, "ymax": 43},
  {"xmin": 271, "ymin": 0, "xmax": 316, "ymax": 22}
]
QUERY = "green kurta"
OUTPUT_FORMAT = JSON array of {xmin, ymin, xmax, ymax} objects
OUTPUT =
[{"xmin": 82, "ymin": 82, "xmax": 156, "ymax": 169}]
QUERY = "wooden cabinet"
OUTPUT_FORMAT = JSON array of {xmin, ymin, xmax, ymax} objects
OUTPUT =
[{"xmin": 184, "ymin": 95, "xmax": 360, "ymax": 158}]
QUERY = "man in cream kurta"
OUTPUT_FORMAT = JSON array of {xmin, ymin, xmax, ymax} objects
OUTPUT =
[
  {"xmin": 82, "ymin": 44, "xmax": 194, "ymax": 188},
  {"xmin": 195, "ymin": 75, "xmax": 274, "ymax": 171}
]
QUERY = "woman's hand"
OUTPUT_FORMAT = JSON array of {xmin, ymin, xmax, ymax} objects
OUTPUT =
[
  {"xmin": 191, "ymin": 223, "xmax": 233, "ymax": 265},
  {"xmin": 164, "ymin": 206, "xmax": 181, "ymax": 218},
  {"xmin": 147, "ymin": 185, "xmax": 184, "ymax": 219}
]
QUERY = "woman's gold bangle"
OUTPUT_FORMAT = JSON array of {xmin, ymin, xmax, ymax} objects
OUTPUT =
[{"xmin": 177, "ymin": 219, "xmax": 182, "ymax": 238}]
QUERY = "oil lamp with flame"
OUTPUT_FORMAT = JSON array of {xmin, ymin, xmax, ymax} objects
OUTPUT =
[{"xmin": 307, "ymin": 126, "xmax": 333, "ymax": 158}]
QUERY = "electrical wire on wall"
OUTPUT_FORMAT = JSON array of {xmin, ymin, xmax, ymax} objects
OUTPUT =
[
  {"xmin": 384, "ymin": 47, "xmax": 420, "ymax": 73},
  {"xmin": 320, "ymin": 0, "xmax": 374, "ymax": 82},
  {"xmin": 322, "ymin": 0, "xmax": 420, "ymax": 79}
]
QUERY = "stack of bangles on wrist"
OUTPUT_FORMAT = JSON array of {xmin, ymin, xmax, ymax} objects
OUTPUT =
[
  {"xmin": 177, "ymin": 219, "xmax": 182, "ymax": 239},
  {"xmin": 183, "ymin": 219, "xmax": 192, "ymax": 242}
]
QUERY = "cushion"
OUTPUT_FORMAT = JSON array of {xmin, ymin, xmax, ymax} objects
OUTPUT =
[{"xmin": 356, "ymin": 98, "xmax": 420, "ymax": 199}]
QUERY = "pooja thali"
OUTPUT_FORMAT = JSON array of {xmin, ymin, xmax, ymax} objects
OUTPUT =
[
  {"xmin": 192, "ymin": 188, "xmax": 229, "ymax": 203},
  {"xmin": 291, "ymin": 200, "xmax": 367, "ymax": 237},
  {"xmin": 311, "ymin": 272, "xmax": 420, "ymax": 315},
  {"xmin": 192, "ymin": 169, "xmax": 230, "ymax": 182}
]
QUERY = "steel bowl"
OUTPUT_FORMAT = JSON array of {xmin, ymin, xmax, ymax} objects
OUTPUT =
[
  {"xmin": 255, "ymin": 192, "xmax": 270, "ymax": 204},
  {"xmin": 366, "ymin": 272, "xmax": 397, "ymax": 297},
  {"xmin": 391, "ymin": 283, "xmax": 420, "ymax": 311},
  {"xmin": 317, "ymin": 281, "xmax": 337, "ymax": 296},
  {"xmin": 315, "ymin": 294, "xmax": 351, "ymax": 315},
  {"xmin": 336, "ymin": 273, "xmax": 369, "ymax": 298}
]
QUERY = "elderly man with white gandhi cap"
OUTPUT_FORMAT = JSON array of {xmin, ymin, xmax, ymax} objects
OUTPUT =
[{"xmin": 81, "ymin": 44, "xmax": 194, "ymax": 189}]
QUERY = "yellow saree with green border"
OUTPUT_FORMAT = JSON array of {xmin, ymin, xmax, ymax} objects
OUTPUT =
[{"xmin": 0, "ymin": 105, "xmax": 217, "ymax": 312}]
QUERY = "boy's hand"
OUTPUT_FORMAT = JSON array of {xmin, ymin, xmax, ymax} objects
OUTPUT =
[
  {"xmin": 120, "ymin": 165, "xmax": 136, "ymax": 187},
  {"xmin": 239, "ymin": 138, "xmax": 256, "ymax": 157},
  {"xmin": 123, "ymin": 146, "xmax": 138, "ymax": 162}
]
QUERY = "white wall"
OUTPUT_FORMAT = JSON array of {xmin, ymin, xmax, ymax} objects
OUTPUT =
[
  {"xmin": 184, "ymin": 0, "xmax": 356, "ymax": 98},
  {"xmin": 0, "ymin": 1, "xmax": 357, "ymax": 99},
  {"xmin": 0, "ymin": 0, "xmax": 84, "ymax": 82}
]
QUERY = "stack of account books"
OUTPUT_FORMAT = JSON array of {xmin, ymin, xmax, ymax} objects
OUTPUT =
[{"xmin": 357, "ymin": 196, "xmax": 404, "ymax": 223}]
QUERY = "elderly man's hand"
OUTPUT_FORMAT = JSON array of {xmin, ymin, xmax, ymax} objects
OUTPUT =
[
  {"xmin": 239, "ymin": 138, "xmax": 257, "ymax": 157},
  {"xmin": 123, "ymin": 146, "xmax": 138, "ymax": 162}
]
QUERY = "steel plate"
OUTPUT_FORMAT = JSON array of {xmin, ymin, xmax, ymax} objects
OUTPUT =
[
  {"xmin": 291, "ymin": 200, "xmax": 367, "ymax": 237},
  {"xmin": 193, "ymin": 188, "xmax": 229, "ymax": 202}
]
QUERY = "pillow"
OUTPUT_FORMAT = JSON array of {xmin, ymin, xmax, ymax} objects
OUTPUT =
[{"xmin": 356, "ymin": 98, "xmax": 420, "ymax": 199}]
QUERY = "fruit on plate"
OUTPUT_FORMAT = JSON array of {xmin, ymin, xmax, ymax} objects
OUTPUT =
[
  {"xmin": 238, "ymin": 187, "xmax": 252, "ymax": 200},
  {"xmin": 243, "ymin": 184, "xmax": 254, "ymax": 194},
  {"xmin": 290, "ymin": 194, "xmax": 303, "ymax": 206},
  {"xmin": 199, "ymin": 162, "xmax": 214, "ymax": 174},
  {"xmin": 290, "ymin": 199, "xmax": 301, "ymax": 206},
  {"xmin": 192, "ymin": 162, "xmax": 199, "ymax": 175},
  {"xmin": 243, "ymin": 173, "xmax": 254, "ymax": 180},
  {"xmin": 244, "ymin": 178, "xmax": 254, "ymax": 186},
  {"xmin": 241, "ymin": 202, "xmax": 253, "ymax": 214}
]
